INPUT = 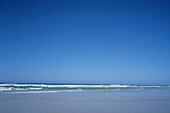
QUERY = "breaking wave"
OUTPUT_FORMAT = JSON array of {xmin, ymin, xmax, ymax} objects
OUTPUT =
[{"xmin": 0, "ymin": 83, "xmax": 169, "ymax": 94}]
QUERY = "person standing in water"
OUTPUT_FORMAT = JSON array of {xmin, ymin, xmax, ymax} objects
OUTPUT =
[
  {"xmin": 105, "ymin": 85, "xmax": 108, "ymax": 90},
  {"xmin": 105, "ymin": 85, "xmax": 108, "ymax": 95}
]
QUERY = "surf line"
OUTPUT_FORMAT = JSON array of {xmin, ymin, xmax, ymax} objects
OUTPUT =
[{"xmin": 1, "ymin": 98, "xmax": 170, "ymax": 102}]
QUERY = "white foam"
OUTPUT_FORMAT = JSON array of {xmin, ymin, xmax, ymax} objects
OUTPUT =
[
  {"xmin": 2, "ymin": 89, "xmax": 122, "ymax": 94},
  {"xmin": 5, "ymin": 90, "xmax": 60, "ymax": 94},
  {"xmin": 27, "ymin": 88, "xmax": 43, "ymax": 90},
  {"xmin": 13, "ymin": 88, "xmax": 43, "ymax": 91},
  {"xmin": 0, "ymin": 87, "xmax": 13, "ymax": 91},
  {"xmin": 0, "ymin": 84, "xmax": 45, "ymax": 87},
  {"xmin": 0, "ymin": 84, "xmax": 133, "ymax": 88},
  {"xmin": 0, "ymin": 83, "xmax": 167, "ymax": 89},
  {"xmin": 3, "ymin": 89, "xmax": 84, "ymax": 94}
]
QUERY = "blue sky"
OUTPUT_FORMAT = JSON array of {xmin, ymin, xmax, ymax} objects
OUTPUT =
[{"xmin": 0, "ymin": 0, "xmax": 170, "ymax": 85}]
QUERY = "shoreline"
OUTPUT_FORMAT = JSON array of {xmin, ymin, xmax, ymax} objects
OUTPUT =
[{"xmin": 1, "ymin": 98, "xmax": 170, "ymax": 102}]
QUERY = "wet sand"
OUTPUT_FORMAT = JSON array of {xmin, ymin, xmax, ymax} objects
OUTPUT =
[
  {"xmin": 1, "ymin": 98, "xmax": 170, "ymax": 102},
  {"xmin": 0, "ymin": 89, "xmax": 170, "ymax": 113}
]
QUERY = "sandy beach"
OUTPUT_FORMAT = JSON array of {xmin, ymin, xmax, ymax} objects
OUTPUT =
[{"xmin": 1, "ymin": 89, "xmax": 170, "ymax": 113}]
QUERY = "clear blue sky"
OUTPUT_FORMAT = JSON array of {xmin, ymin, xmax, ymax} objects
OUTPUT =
[{"xmin": 0, "ymin": 0, "xmax": 170, "ymax": 85}]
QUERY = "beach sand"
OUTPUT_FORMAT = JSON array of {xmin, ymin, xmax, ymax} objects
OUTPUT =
[{"xmin": 0, "ymin": 89, "xmax": 170, "ymax": 113}]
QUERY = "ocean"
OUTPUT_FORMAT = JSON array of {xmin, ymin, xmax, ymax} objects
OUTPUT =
[{"xmin": 0, "ymin": 83, "xmax": 169, "ymax": 94}]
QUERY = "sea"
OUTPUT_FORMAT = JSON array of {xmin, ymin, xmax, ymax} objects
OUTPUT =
[{"xmin": 0, "ymin": 83, "xmax": 169, "ymax": 94}]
